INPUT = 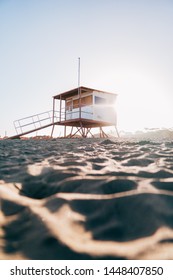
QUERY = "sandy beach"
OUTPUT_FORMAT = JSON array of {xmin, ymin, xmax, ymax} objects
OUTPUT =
[{"xmin": 1, "ymin": 138, "xmax": 173, "ymax": 260}]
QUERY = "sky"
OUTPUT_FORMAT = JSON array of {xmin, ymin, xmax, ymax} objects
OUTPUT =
[{"xmin": 0, "ymin": 0, "xmax": 173, "ymax": 137}]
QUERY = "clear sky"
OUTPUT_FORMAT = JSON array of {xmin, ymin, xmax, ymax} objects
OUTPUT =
[{"xmin": 1, "ymin": 0, "xmax": 173, "ymax": 137}]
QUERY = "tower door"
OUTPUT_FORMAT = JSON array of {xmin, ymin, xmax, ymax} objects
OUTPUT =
[{"xmin": 66, "ymin": 98, "xmax": 73, "ymax": 120}]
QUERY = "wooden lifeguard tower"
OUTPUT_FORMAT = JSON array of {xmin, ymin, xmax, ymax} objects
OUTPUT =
[
  {"xmin": 9, "ymin": 86, "xmax": 119, "ymax": 139},
  {"xmin": 51, "ymin": 86, "xmax": 118, "ymax": 138}
]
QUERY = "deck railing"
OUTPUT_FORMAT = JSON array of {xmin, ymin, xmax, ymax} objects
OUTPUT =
[{"xmin": 13, "ymin": 106, "xmax": 93, "ymax": 135}]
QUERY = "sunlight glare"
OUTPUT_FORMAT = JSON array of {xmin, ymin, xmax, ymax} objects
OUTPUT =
[{"xmin": 115, "ymin": 68, "xmax": 172, "ymax": 132}]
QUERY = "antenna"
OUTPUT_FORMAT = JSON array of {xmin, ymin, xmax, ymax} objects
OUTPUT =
[
  {"xmin": 78, "ymin": 57, "xmax": 80, "ymax": 97},
  {"xmin": 78, "ymin": 57, "xmax": 80, "ymax": 88}
]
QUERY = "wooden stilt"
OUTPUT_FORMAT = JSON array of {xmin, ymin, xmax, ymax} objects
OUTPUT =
[
  {"xmin": 88, "ymin": 128, "xmax": 95, "ymax": 138},
  {"xmin": 70, "ymin": 127, "xmax": 73, "ymax": 137},
  {"xmin": 71, "ymin": 127, "xmax": 81, "ymax": 138},
  {"xmin": 115, "ymin": 126, "xmax": 120, "ymax": 138},
  {"xmin": 64, "ymin": 125, "xmax": 66, "ymax": 137},
  {"xmin": 51, "ymin": 125, "xmax": 55, "ymax": 138},
  {"xmin": 85, "ymin": 128, "xmax": 90, "ymax": 138}
]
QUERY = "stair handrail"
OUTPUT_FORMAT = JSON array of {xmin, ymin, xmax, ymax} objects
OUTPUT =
[{"xmin": 13, "ymin": 110, "xmax": 60, "ymax": 135}]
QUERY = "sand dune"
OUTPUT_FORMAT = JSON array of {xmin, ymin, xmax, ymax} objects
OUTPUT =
[{"xmin": 1, "ymin": 138, "xmax": 173, "ymax": 259}]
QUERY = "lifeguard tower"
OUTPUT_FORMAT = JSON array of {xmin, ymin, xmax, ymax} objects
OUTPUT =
[
  {"xmin": 52, "ymin": 86, "xmax": 118, "ymax": 138},
  {"xmin": 9, "ymin": 86, "xmax": 119, "ymax": 139}
]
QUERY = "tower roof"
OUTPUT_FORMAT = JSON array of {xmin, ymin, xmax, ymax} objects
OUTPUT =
[{"xmin": 53, "ymin": 86, "xmax": 117, "ymax": 100}]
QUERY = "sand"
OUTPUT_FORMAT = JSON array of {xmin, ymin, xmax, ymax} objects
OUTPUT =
[{"xmin": 1, "ymin": 138, "xmax": 173, "ymax": 260}]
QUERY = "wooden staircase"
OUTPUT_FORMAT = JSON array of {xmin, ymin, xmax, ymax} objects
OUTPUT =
[{"xmin": 8, "ymin": 110, "xmax": 61, "ymax": 139}]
